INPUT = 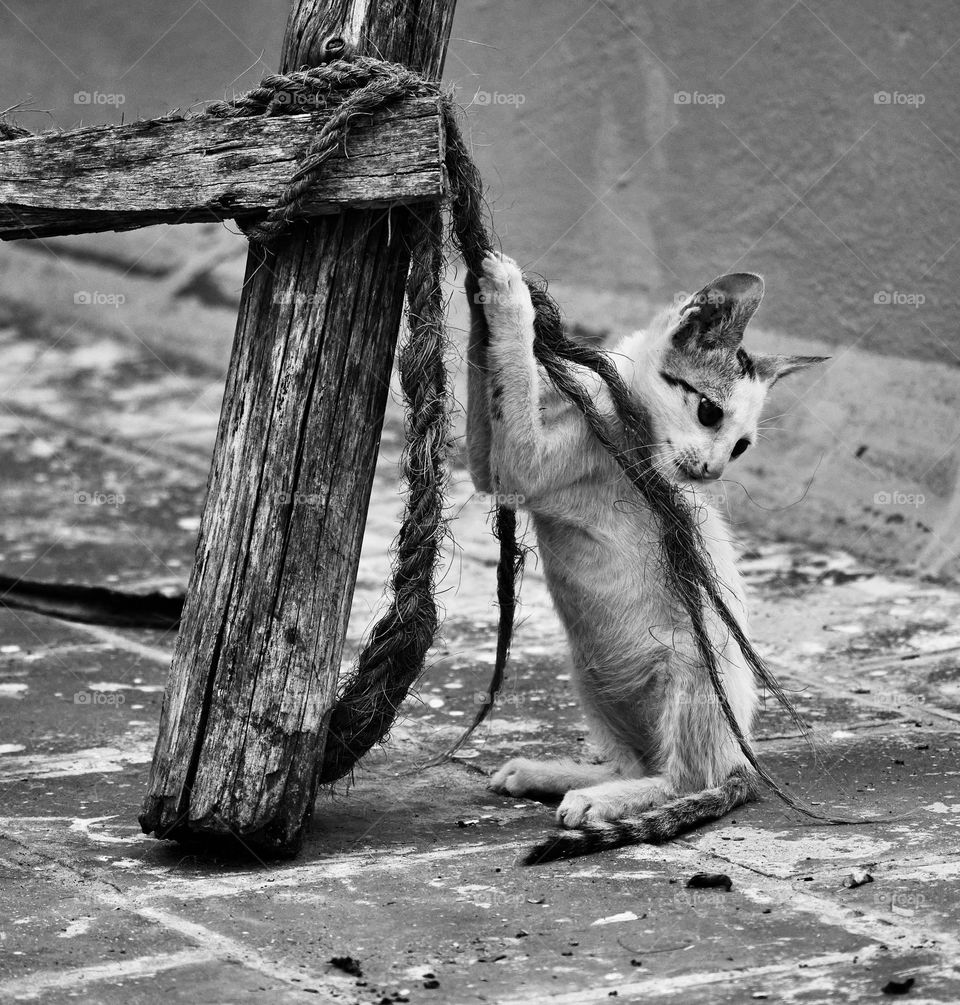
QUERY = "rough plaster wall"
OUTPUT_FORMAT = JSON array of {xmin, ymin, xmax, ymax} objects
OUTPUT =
[
  {"xmin": 448, "ymin": 0, "xmax": 960, "ymax": 365},
  {"xmin": 0, "ymin": 1, "xmax": 284, "ymax": 124}
]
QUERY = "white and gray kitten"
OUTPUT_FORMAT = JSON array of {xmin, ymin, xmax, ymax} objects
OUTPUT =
[{"xmin": 466, "ymin": 251, "xmax": 825, "ymax": 862}]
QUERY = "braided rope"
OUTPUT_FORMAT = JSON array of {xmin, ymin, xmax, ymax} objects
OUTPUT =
[{"xmin": 318, "ymin": 202, "xmax": 450, "ymax": 784}]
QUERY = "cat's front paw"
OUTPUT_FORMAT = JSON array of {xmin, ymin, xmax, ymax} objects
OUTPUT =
[
  {"xmin": 488, "ymin": 757, "xmax": 550, "ymax": 797},
  {"xmin": 477, "ymin": 251, "xmax": 534, "ymax": 332}
]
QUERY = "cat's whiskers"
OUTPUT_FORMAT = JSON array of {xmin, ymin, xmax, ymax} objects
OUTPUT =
[
  {"xmin": 623, "ymin": 443, "xmax": 682, "ymax": 482},
  {"xmin": 620, "ymin": 441, "xmax": 677, "ymax": 467}
]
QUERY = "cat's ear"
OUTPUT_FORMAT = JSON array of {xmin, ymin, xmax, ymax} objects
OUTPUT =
[
  {"xmin": 752, "ymin": 353, "xmax": 830, "ymax": 384},
  {"xmin": 673, "ymin": 273, "xmax": 764, "ymax": 350}
]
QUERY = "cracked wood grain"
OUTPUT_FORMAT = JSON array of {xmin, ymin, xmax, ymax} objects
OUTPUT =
[{"xmin": 0, "ymin": 97, "xmax": 445, "ymax": 240}]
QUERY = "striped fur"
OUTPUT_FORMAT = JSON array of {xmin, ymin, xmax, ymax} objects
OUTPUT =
[{"xmin": 521, "ymin": 770, "xmax": 758, "ymax": 865}]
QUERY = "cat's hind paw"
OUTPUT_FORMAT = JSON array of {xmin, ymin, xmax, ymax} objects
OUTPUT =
[
  {"xmin": 557, "ymin": 778, "xmax": 673, "ymax": 828},
  {"xmin": 555, "ymin": 791, "xmax": 587, "ymax": 828}
]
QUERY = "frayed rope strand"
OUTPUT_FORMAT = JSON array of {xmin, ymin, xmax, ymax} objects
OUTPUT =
[{"xmin": 423, "ymin": 504, "xmax": 524, "ymax": 766}]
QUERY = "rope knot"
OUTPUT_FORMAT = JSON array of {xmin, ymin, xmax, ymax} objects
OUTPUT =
[{"xmin": 203, "ymin": 57, "xmax": 445, "ymax": 246}]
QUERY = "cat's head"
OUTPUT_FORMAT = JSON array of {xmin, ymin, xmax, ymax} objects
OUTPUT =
[{"xmin": 628, "ymin": 273, "xmax": 827, "ymax": 484}]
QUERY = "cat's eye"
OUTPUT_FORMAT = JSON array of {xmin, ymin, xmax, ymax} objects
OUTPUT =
[
  {"xmin": 697, "ymin": 397, "xmax": 723, "ymax": 428},
  {"xmin": 731, "ymin": 438, "xmax": 750, "ymax": 459}
]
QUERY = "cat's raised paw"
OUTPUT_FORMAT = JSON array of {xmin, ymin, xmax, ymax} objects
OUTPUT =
[
  {"xmin": 480, "ymin": 249, "xmax": 520, "ymax": 281},
  {"xmin": 477, "ymin": 251, "xmax": 532, "ymax": 330}
]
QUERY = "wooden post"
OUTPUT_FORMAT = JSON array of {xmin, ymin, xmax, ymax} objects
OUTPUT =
[{"xmin": 139, "ymin": 0, "xmax": 457, "ymax": 854}]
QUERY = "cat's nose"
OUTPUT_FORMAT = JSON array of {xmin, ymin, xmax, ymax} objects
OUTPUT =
[{"xmin": 700, "ymin": 461, "xmax": 722, "ymax": 481}]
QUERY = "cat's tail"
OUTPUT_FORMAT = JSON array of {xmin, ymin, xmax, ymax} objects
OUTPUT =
[{"xmin": 520, "ymin": 770, "xmax": 757, "ymax": 866}]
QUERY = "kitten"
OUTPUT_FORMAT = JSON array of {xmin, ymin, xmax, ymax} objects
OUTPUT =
[{"xmin": 466, "ymin": 251, "xmax": 825, "ymax": 863}]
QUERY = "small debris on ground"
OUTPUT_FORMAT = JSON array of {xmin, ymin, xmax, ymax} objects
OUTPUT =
[
  {"xmin": 329, "ymin": 956, "xmax": 364, "ymax": 977},
  {"xmin": 882, "ymin": 976, "xmax": 915, "ymax": 995},
  {"xmin": 842, "ymin": 869, "xmax": 875, "ymax": 889},
  {"xmin": 686, "ymin": 872, "xmax": 733, "ymax": 891}
]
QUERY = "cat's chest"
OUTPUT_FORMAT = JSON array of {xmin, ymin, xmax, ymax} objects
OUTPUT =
[{"xmin": 531, "ymin": 505, "xmax": 664, "ymax": 599}]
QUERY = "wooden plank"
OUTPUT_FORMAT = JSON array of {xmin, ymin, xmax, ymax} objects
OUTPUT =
[
  {"xmin": 0, "ymin": 96, "xmax": 445, "ymax": 240},
  {"xmin": 139, "ymin": 0, "xmax": 457, "ymax": 855}
]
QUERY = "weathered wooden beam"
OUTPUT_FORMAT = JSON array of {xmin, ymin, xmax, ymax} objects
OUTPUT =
[
  {"xmin": 0, "ymin": 97, "xmax": 445, "ymax": 241},
  {"xmin": 139, "ymin": 0, "xmax": 456, "ymax": 855}
]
